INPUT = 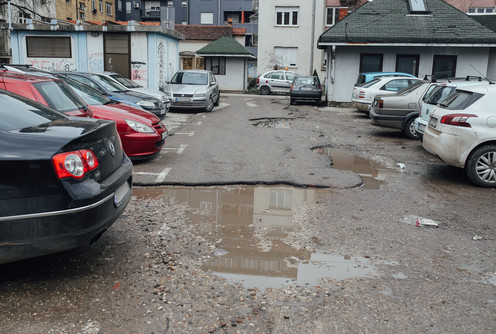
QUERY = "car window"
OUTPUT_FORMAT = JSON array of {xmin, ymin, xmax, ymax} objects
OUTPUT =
[
  {"xmin": 63, "ymin": 78, "xmax": 111, "ymax": 105},
  {"xmin": 0, "ymin": 91, "xmax": 65, "ymax": 131},
  {"xmin": 438, "ymin": 90, "xmax": 484, "ymax": 110},
  {"xmin": 424, "ymin": 86, "xmax": 456, "ymax": 105},
  {"xmin": 67, "ymin": 75, "xmax": 100, "ymax": 90},
  {"xmin": 171, "ymin": 72, "xmax": 208, "ymax": 85},
  {"xmin": 33, "ymin": 80, "xmax": 87, "ymax": 113},
  {"xmin": 209, "ymin": 73, "xmax": 216, "ymax": 85},
  {"xmin": 263, "ymin": 72, "xmax": 273, "ymax": 78},
  {"xmin": 270, "ymin": 72, "xmax": 284, "ymax": 80},
  {"xmin": 295, "ymin": 78, "xmax": 317, "ymax": 85},
  {"xmin": 285, "ymin": 72, "xmax": 296, "ymax": 81},
  {"xmin": 361, "ymin": 78, "xmax": 381, "ymax": 88},
  {"xmin": 397, "ymin": 80, "xmax": 426, "ymax": 96},
  {"xmin": 91, "ymin": 74, "xmax": 128, "ymax": 92},
  {"xmin": 380, "ymin": 79, "xmax": 411, "ymax": 91},
  {"xmin": 110, "ymin": 74, "xmax": 140, "ymax": 88}
]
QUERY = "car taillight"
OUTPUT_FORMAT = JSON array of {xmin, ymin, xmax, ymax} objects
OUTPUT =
[
  {"xmin": 291, "ymin": 84, "xmax": 294, "ymax": 90},
  {"xmin": 359, "ymin": 91, "xmax": 365, "ymax": 99},
  {"xmin": 52, "ymin": 149, "xmax": 99, "ymax": 179},
  {"xmin": 440, "ymin": 114, "xmax": 477, "ymax": 128},
  {"xmin": 256, "ymin": 77, "xmax": 259, "ymax": 84},
  {"xmin": 377, "ymin": 99, "xmax": 384, "ymax": 109}
]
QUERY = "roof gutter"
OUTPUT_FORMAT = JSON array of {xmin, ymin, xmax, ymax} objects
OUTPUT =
[
  {"xmin": 197, "ymin": 54, "xmax": 256, "ymax": 58},
  {"xmin": 317, "ymin": 42, "xmax": 496, "ymax": 48}
]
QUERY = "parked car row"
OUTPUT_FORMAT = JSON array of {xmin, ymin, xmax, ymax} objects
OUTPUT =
[{"xmin": 355, "ymin": 72, "xmax": 495, "ymax": 188}]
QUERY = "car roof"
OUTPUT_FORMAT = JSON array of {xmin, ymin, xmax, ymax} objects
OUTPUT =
[
  {"xmin": 456, "ymin": 84, "xmax": 496, "ymax": 94},
  {"xmin": 0, "ymin": 71, "xmax": 58, "ymax": 83}
]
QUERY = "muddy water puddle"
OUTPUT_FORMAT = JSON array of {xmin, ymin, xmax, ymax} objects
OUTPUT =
[
  {"xmin": 134, "ymin": 185, "xmax": 381, "ymax": 290},
  {"xmin": 314, "ymin": 147, "xmax": 401, "ymax": 189}
]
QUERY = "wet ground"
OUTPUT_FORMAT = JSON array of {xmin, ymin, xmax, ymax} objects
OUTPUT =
[{"xmin": 1, "ymin": 95, "xmax": 495, "ymax": 333}]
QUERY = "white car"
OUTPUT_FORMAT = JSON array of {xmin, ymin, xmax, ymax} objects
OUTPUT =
[
  {"xmin": 422, "ymin": 84, "xmax": 496, "ymax": 187},
  {"xmin": 352, "ymin": 76, "xmax": 420, "ymax": 112},
  {"xmin": 414, "ymin": 78, "xmax": 491, "ymax": 140},
  {"xmin": 256, "ymin": 70, "xmax": 297, "ymax": 95}
]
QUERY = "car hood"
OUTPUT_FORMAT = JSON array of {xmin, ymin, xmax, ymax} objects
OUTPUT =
[
  {"xmin": 131, "ymin": 88, "xmax": 169, "ymax": 101},
  {"xmin": 0, "ymin": 117, "xmax": 111, "ymax": 160},
  {"xmin": 123, "ymin": 89, "xmax": 158, "ymax": 101},
  {"xmin": 165, "ymin": 84, "xmax": 207, "ymax": 95},
  {"xmin": 89, "ymin": 104, "xmax": 159, "ymax": 126}
]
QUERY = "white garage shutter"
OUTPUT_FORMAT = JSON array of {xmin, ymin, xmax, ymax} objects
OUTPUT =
[{"xmin": 273, "ymin": 47, "xmax": 298, "ymax": 68}]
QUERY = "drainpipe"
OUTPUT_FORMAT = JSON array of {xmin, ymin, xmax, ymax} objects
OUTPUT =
[
  {"xmin": 7, "ymin": 0, "xmax": 12, "ymax": 30},
  {"xmin": 309, "ymin": 0, "xmax": 316, "ymax": 75},
  {"xmin": 218, "ymin": 0, "xmax": 221, "ymax": 25}
]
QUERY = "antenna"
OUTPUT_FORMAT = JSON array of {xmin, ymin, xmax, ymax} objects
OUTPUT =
[{"xmin": 470, "ymin": 65, "xmax": 494, "ymax": 84}]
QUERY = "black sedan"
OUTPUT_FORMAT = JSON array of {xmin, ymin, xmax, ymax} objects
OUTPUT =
[
  {"xmin": 290, "ymin": 76, "xmax": 323, "ymax": 105},
  {"xmin": 0, "ymin": 90, "xmax": 133, "ymax": 264}
]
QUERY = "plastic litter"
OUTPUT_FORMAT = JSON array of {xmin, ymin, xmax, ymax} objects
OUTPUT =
[
  {"xmin": 396, "ymin": 163, "xmax": 405, "ymax": 169},
  {"xmin": 400, "ymin": 215, "xmax": 440, "ymax": 227},
  {"xmin": 473, "ymin": 235, "xmax": 483, "ymax": 241}
]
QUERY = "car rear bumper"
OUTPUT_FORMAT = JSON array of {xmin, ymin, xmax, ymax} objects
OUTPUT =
[
  {"xmin": 369, "ymin": 107, "xmax": 404, "ymax": 129},
  {"xmin": 422, "ymin": 127, "xmax": 476, "ymax": 168},
  {"xmin": 351, "ymin": 100, "xmax": 371, "ymax": 112},
  {"xmin": 290, "ymin": 91, "xmax": 322, "ymax": 100},
  {"xmin": 414, "ymin": 118, "xmax": 427, "ymax": 141},
  {"xmin": 0, "ymin": 160, "xmax": 133, "ymax": 264}
]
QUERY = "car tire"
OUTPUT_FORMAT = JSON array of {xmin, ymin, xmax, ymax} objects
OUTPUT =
[
  {"xmin": 404, "ymin": 118, "xmax": 419, "ymax": 140},
  {"xmin": 465, "ymin": 144, "xmax": 496, "ymax": 187},
  {"xmin": 290, "ymin": 98, "xmax": 295, "ymax": 105},
  {"xmin": 205, "ymin": 96, "xmax": 214, "ymax": 112},
  {"xmin": 214, "ymin": 93, "xmax": 220, "ymax": 106},
  {"xmin": 260, "ymin": 86, "xmax": 271, "ymax": 95}
]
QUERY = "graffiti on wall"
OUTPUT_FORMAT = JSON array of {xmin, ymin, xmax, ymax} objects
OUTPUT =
[
  {"xmin": 88, "ymin": 52, "xmax": 104, "ymax": 72},
  {"xmin": 28, "ymin": 59, "xmax": 74, "ymax": 72},
  {"xmin": 131, "ymin": 61, "xmax": 147, "ymax": 81},
  {"xmin": 157, "ymin": 41, "xmax": 166, "ymax": 92}
]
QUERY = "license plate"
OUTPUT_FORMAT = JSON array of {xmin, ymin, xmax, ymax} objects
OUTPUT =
[
  {"xmin": 300, "ymin": 87, "xmax": 312, "ymax": 91},
  {"xmin": 429, "ymin": 117, "xmax": 438, "ymax": 128},
  {"xmin": 114, "ymin": 181, "xmax": 130, "ymax": 207},
  {"xmin": 161, "ymin": 131, "xmax": 168, "ymax": 140}
]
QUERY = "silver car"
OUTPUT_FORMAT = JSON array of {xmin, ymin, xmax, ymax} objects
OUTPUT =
[
  {"xmin": 256, "ymin": 70, "xmax": 297, "ymax": 95},
  {"xmin": 163, "ymin": 70, "xmax": 220, "ymax": 112}
]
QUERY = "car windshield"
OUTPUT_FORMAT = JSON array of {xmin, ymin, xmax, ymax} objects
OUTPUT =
[
  {"xmin": 171, "ymin": 72, "xmax": 208, "ymax": 85},
  {"xmin": 438, "ymin": 90, "xmax": 484, "ymax": 110},
  {"xmin": 424, "ymin": 86, "xmax": 456, "ymax": 105},
  {"xmin": 396, "ymin": 80, "xmax": 426, "ymax": 96},
  {"xmin": 0, "ymin": 91, "xmax": 65, "ymax": 131},
  {"xmin": 33, "ymin": 80, "xmax": 87, "ymax": 113},
  {"xmin": 110, "ymin": 74, "xmax": 141, "ymax": 88},
  {"xmin": 63, "ymin": 78, "xmax": 112, "ymax": 105},
  {"xmin": 90, "ymin": 74, "xmax": 128, "ymax": 92}
]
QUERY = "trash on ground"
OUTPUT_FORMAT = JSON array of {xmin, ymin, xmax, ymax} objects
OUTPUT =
[
  {"xmin": 400, "ymin": 215, "xmax": 440, "ymax": 228},
  {"xmin": 396, "ymin": 163, "xmax": 405, "ymax": 169},
  {"xmin": 473, "ymin": 235, "xmax": 483, "ymax": 241}
]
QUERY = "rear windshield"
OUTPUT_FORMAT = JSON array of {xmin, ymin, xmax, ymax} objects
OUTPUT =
[
  {"xmin": 33, "ymin": 80, "xmax": 87, "ymax": 113},
  {"xmin": 438, "ymin": 90, "xmax": 483, "ymax": 110},
  {"xmin": 397, "ymin": 80, "xmax": 426, "ymax": 96},
  {"xmin": 360, "ymin": 78, "xmax": 380, "ymax": 88},
  {"xmin": 110, "ymin": 74, "xmax": 141, "ymax": 88},
  {"xmin": 295, "ymin": 77, "xmax": 318, "ymax": 86},
  {"xmin": 0, "ymin": 91, "xmax": 65, "ymax": 131},
  {"xmin": 355, "ymin": 74, "xmax": 366, "ymax": 86},
  {"xmin": 424, "ymin": 86, "xmax": 456, "ymax": 105},
  {"xmin": 90, "ymin": 74, "xmax": 128, "ymax": 92}
]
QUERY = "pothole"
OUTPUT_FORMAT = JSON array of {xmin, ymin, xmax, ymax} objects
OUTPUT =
[
  {"xmin": 314, "ymin": 147, "xmax": 401, "ymax": 189},
  {"xmin": 250, "ymin": 117, "xmax": 297, "ymax": 129},
  {"xmin": 134, "ymin": 185, "xmax": 391, "ymax": 291}
]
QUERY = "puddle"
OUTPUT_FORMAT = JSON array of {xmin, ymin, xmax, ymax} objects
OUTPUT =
[
  {"xmin": 251, "ymin": 118, "xmax": 296, "ymax": 129},
  {"xmin": 314, "ymin": 147, "xmax": 400, "ymax": 189},
  {"xmin": 134, "ymin": 185, "xmax": 383, "ymax": 290}
]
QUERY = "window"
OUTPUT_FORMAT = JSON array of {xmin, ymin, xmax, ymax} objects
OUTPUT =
[
  {"xmin": 126, "ymin": 1, "xmax": 131, "ymax": 13},
  {"xmin": 105, "ymin": 2, "xmax": 112, "ymax": 15},
  {"xmin": 145, "ymin": 1, "xmax": 160, "ymax": 12},
  {"xmin": 432, "ymin": 55, "xmax": 457, "ymax": 79},
  {"xmin": 18, "ymin": 12, "xmax": 31, "ymax": 23},
  {"xmin": 468, "ymin": 7, "xmax": 494, "ymax": 14},
  {"xmin": 201, "ymin": 12, "xmax": 214, "ymax": 24},
  {"xmin": 91, "ymin": 0, "xmax": 95, "ymax": 11},
  {"xmin": 118, "ymin": 0, "xmax": 122, "ymax": 11},
  {"xmin": 181, "ymin": 1, "xmax": 187, "ymax": 7},
  {"xmin": 27, "ymin": 36, "xmax": 72, "ymax": 58},
  {"xmin": 326, "ymin": 7, "xmax": 346, "ymax": 26},
  {"xmin": 274, "ymin": 47, "xmax": 298, "ymax": 68},
  {"xmin": 99, "ymin": 0, "xmax": 103, "ymax": 13},
  {"xmin": 396, "ymin": 54, "xmax": 419, "ymax": 76},
  {"xmin": 168, "ymin": 1, "xmax": 173, "ymax": 7},
  {"xmin": 275, "ymin": 7, "xmax": 298, "ymax": 26},
  {"xmin": 205, "ymin": 57, "xmax": 226, "ymax": 75},
  {"xmin": 359, "ymin": 54, "xmax": 383, "ymax": 73}
]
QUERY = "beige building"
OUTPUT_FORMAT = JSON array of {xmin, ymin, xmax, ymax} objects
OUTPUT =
[{"xmin": 55, "ymin": 0, "xmax": 116, "ymax": 21}]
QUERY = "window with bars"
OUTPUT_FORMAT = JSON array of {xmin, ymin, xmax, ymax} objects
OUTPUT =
[{"xmin": 205, "ymin": 57, "xmax": 226, "ymax": 75}]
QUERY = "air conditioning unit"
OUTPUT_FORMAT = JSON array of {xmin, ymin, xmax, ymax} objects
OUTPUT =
[{"xmin": 133, "ymin": 2, "xmax": 140, "ymax": 9}]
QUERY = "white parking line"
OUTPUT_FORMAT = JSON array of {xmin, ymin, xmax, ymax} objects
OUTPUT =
[
  {"xmin": 175, "ymin": 132, "xmax": 195, "ymax": 136},
  {"xmin": 155, "ymin": 168, "xmax": 171, "ymax": 182},
  {"xmin": 177, "ymin": 144, "xmax": 188, "ymax": 154},
  {"xmin": 197, "ymin": 121, "xmax": 203, "ymax": 126}
]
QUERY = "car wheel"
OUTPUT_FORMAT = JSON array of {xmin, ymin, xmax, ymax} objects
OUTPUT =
[
  {"xmin": 214, "ymin": 93, "xmax": 220, "ymax": 106},
  {"xmin": 260, "ymin": 86, "xmax": 271, "ymax": 95},
  {"xmin": 290, "ymin": 98, "xmax": 295, "ymax": 105},
  {"xmin": 205, "ymin": 96, "xmax": 214, "ymax": 112},
  {"xmin": 404, "ymin": 118, "xmax": 419, "ymax": 140},
  {"xmin": 465, "ymin": 144, "xmax": 496, "ymax": 187}
]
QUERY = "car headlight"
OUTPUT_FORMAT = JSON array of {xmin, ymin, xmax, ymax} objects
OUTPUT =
[
  {"xmin": 137, "ymin": 100, "xmax": 155, "ymax": 108},
  {"xmin": 193, "ymin": 92, "xmax": 206, "ymax": 98},
  {"xmin": 125, "ymin": 119, "xmax": 154, "ymax": 133}
]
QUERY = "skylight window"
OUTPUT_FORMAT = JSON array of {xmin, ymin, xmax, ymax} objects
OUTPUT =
[{"xmin": 408, "ymin": 0, "xmax": 429, "ymax": 14}]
